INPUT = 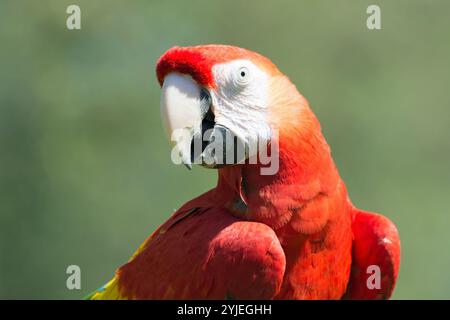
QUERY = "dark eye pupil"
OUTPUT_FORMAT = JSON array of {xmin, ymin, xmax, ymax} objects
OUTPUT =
[{"xmin": 240, "ymin": 71, "xmax": 246, "ymax": 77}]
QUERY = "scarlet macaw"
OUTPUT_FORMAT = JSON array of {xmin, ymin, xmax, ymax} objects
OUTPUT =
[{"xmin": 88, "ymin": 45, "xmax": 400, "ymax": 300}]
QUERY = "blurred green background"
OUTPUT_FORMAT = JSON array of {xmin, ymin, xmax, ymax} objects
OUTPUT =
[{"xmin": 1, "ymin": 0, "xmax": 449, "ymax": 299}]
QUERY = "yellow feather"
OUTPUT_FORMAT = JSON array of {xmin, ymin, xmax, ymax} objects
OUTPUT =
[{"xmin": 88, "ymin": 276, "xmax": 127, "ymax": 300}]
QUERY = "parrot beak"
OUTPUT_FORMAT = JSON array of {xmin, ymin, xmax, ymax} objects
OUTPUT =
[
  {"xmin": 160, "ymin": 72, "xmax": 211, "ymax": 169},
  {"xmin": 160, "ymin": 72, "xmax": 246, "ymax": 169}
]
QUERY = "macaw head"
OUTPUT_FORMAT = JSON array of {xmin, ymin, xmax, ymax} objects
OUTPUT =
[
  {"xmin": 156, "ymin": 45, "xmax": 338, "ymax": 224},
  {"xmin": 157, "ymin": 45, "xmax": 322, "ymax": 174}
]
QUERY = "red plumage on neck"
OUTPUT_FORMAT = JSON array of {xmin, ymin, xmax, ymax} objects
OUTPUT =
[{"xmin": 213, "ymin": 78, "xmax": 343, "ymax": 234}]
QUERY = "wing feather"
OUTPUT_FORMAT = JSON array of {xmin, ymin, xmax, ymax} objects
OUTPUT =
[{"xmin": 343, "ymin": 209, "xmax": 401, "ymax": 299}]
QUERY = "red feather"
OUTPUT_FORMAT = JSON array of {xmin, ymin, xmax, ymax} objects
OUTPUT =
[
  {"xmin": 117, "ymin": 190, "xmax": 286, "ymax": 299},
  {"xmin": 343, "ymin": 209, "xmax": 401, "ymax": 299}
]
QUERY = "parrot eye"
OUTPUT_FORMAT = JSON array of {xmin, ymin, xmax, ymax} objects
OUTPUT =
[{"xmin": 236, "ymin": 67, "xmax": 250, "ymax": 85}]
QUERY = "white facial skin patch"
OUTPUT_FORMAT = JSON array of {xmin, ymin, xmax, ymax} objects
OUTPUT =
[{"xmin": 211, "ymin": 60, "xmax": 272, "ymax": 158}]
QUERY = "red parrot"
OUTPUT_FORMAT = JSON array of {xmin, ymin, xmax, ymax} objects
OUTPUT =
[{"xmin": 88, "ymin": 45, "xmax": 400, "ymax": 300}]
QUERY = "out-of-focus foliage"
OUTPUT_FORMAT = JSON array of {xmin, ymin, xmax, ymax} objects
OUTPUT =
[{"xmin": 1, "ymin": 0, "xmax": 449, "ymax": 299}]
